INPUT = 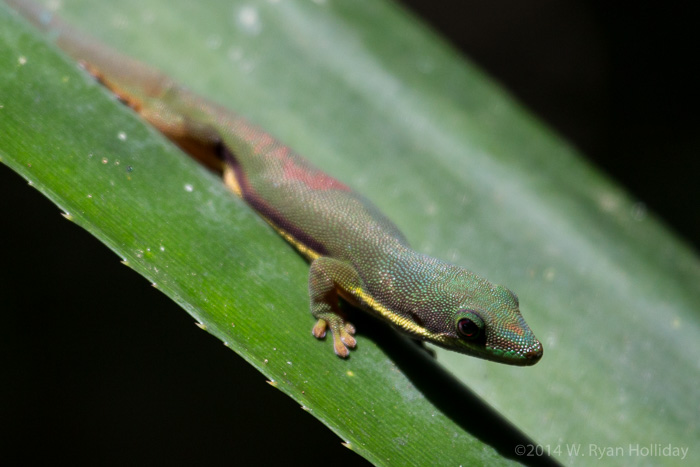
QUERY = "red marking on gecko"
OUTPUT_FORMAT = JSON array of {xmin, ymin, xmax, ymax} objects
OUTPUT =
[
  {"xmin": 282, "ymin": 158, "xmax": 351, "ymax": 191},
  {"xmin": 242, "ymin": 123, "xmax": 351, "ymax": 191},
  {"xmin": 505, "ymin": 322, "xmax": 526, "ymax": 337},
  {"xmin": 251, "ymin": 131, "xmax": 275, "ymax": 154},
  {"xmin": 267, "ymin": 142, "xmax": 351, "ymax": 192}
]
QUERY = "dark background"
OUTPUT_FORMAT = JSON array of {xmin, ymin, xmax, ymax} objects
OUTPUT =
[
  {"xmin": 401, "ymin": 0, "xmax": 699, "ymax": 249},
  {"xmin": 2, "ymin": 1, "xmax": 697, "ymax": 465}
]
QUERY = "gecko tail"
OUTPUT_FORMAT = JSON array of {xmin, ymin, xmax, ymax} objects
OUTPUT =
[
  {"xmin": 6, "ymin": 0, "xmax": 170, "ymax": 101},
  {"xmin": 7, "ymin": 0, "xmax": 228, "ymax": 173}
]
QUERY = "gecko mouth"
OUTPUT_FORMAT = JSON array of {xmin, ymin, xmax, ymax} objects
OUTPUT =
[{"xmin": 494, "ymin": 340, "xmax": 543, "ymax": 365}]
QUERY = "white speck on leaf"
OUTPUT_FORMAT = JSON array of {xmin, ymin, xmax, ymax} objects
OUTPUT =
[
  {"xmin": 598, "ymin": 191, "xmax": 621, "ymax": 213},
  {"xmin": 417, "ymin": 58, "xmax": 435, "ymax": 74},
  {"xmin": 236, "ymin": 6, "xmax": 262, "ymax": 35},
  {"xmin": 18, "ymin": 56, "xmax": 27, "ymax": 65},
  {"xmin": 111, "ymin": 13, "xmax": 130, "ymax": 30},
  {"xmin": 543, "ymin": 267, "xmax": 556, "ymax": 282},
  {"xmin": 46, "ymin": 0, "xmax": 61, "ymax": 11},
  {"xmin": 141, "ymin": 10, "xmax": 156, "ymax": 25},
  {"xmin": 630, "ymin": 202, "xmax": 647, "ymax": 221},
  {"xmin": 241, "ymin": 61, "xmax": 255, "ymax": 73},
  {"xmin": 449, "ymin": 249, "xmax": 458, "ymax": 261},
  {"xmin": 206, "ymin": 35, "xmax": 222, "ymax": 50},
  {"xmin": 227, "ymin": 46, "xmax": 243, "ymax": 62},
  {"xmin": 117, "ymin": 131, "xmax": 127, "ymax": 141},
  {"xmin": 184, "ymin": 184, "xmax": 194, "ymax": 192}
]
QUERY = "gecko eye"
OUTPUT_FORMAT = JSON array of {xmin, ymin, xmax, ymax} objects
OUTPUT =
[{"xmin": 456, "ymin": 312, "xmax": 484, "ymax": 340}]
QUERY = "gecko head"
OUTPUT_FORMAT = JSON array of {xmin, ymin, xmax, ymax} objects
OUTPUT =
[{"xmin": 433, "ymin": 285, "xmax": 543, "ymax": 365}]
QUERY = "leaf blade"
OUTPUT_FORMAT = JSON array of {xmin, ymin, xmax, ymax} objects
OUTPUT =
[{"xmin": 2, "ymin": 0, "xmax": 699, "ymax": 465}]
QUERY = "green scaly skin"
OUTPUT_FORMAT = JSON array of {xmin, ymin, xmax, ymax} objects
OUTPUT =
[{"xmin": 9, "ymin": 0, "xmax": 543, "ymax": 364}]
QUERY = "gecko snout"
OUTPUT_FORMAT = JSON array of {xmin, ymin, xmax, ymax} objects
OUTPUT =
[{"xmin": 524, "ymin": 341, "xmax": 544, "ymax": 364}]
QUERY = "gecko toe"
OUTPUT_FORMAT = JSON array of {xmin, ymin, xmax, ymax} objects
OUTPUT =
[
  {"xmin": 340, "ymin": 330, "xmax": 357, "ymax": 348},
  {"xmin": 344, "ymin": 323, "xmax": 356, "ymax": 335},
  {"xmin": 312, "ymin": 319, "xmax": 328, "ymax": 339},
  {"xmin": 313, "ymin": 316, "xmax": 356, "ymax": 357},
  {"xmin": 333, "ymin": 335, "xmax": 350, "ymax": 358}
]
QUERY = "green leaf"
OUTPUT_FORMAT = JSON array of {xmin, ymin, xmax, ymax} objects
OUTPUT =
[{"xmin": 2, "ymin": 0, "xmax": 698, "ymax": 465}]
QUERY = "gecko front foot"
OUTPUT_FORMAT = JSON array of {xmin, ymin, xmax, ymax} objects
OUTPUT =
[
  {"xmin": 308, "ymin": 257, "xmax": 361, "ymax": 357},
  {"xmin": 312, "ymin": 318, "xmax": 356, "ymax": 358}
]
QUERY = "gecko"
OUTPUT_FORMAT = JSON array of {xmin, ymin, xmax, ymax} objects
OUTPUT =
[{"xmin": 7, "ymin": 0, "xmax": 543, "ymax": 364}]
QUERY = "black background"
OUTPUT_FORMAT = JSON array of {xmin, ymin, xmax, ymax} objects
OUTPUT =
[
  {"xmin": 2, "ymin": 1, "xmax": 697, "ymax": 465},
  {"xmin": 400, "ymin": 0, "xmax": 699, "ymax": 249}
]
